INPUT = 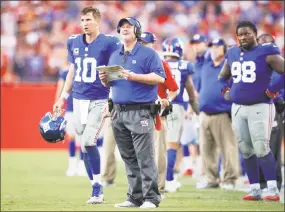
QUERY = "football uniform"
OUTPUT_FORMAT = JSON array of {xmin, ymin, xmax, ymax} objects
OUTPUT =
[
  {"xmin": 226, "ymin": 43, "xmax": 281, "ymax": 158},
  {"xmin": 67, "ymin": 34, "xmax": 121, "ymax": 151},
  {"xmin": 166, "ymin": 60, "xmax": 194, "ymax": 142}
]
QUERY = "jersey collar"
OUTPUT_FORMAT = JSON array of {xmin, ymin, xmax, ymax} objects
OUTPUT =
[
  {"xmin": 120, "ymin": 42, "xmax": 140, "ymax": 55},
  {"xmin": 82, "ymin": 33, "xmax": 102, "ymax": 46}
]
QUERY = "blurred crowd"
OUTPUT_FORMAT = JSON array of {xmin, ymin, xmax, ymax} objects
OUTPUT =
[{"xmin": 1, "ymin": 1, "xmax": 284, "ymax": 83}]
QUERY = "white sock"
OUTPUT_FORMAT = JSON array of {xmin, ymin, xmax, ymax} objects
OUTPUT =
[
  {"xmin": 267, "ymin": 180, "xmax": 277, "ymax": 188},
  {"xmin": 92, "ymin": 174, "xmax": 102, "ymax": 185},
  {"xmin": 97, "ymin": 146, "xmax": 105, "ymax": 173},
  {"xmin": 250, "ymin": 183, "xmax": 260, "ymax": 190},
  {"xmin": 68, "ymin": 157, "xmax": 77, "ymax": 169},
  {"xmin": 182, "ymin": 156, "xmax": 192, "ymax": 170}
]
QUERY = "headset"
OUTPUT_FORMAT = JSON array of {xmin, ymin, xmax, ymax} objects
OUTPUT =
[{"xmin": 117, "ymin": 17, "xmax": 142, "ymax": 39}]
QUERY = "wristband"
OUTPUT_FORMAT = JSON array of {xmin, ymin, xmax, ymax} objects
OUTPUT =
[
  {"xmin": 221, "ymin": 87, "xmax": 230, "ymax": 96},
  {"xmin": 265, "ymin": 89, "xmax": 278, "ymax": 99},
  {"xmin": 60, "ymin": 91, "xmax": 70, "ymax": 100}
]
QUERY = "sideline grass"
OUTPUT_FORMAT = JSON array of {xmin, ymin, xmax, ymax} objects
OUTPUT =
[{"xmin": 1, "ymin": 150, "xmax": 284, "ymax": 211}]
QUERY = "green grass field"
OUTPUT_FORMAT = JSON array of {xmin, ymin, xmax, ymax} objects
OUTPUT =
[{"xmin": 1, "ymin": 150, "xmax": 284, "ymax": 211}]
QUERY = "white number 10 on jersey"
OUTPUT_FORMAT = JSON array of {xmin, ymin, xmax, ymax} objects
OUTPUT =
[
  {"xmin": 231, "ymin": 61, "xmax": 256, "ymax": 83},
  {"xmin": 74, "ymin": 57, "xmax": 97, "ymax": 83}
]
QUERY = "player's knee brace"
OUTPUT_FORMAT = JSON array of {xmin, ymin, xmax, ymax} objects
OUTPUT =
[
  {"xmin": 253, "ymin": 140, "xmax": 270, "ymax": 158},
  {"xmin": 238, "ymin": 141, "xmax": 255, "ymax": 159}
]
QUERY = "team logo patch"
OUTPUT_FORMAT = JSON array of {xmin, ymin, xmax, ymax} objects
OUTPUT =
[
  {"xmin": 73, "ymin": 48, "xmax": 79, "ymax": 55},
  {"xmin": 132, "ymin": 60, "xmax": 136, "ymax": 64},
  {"xmin": 140, "ymin": 120, "xmax": 148, "ymax": 127}
]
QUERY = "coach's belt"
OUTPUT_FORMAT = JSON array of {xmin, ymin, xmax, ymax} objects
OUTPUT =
[{"xmin": 114, "ymin": 103, "xmax": 153, "ymax": 111}]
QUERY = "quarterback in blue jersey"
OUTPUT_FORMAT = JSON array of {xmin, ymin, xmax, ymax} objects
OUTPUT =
[
  {"xmin": 161, "ymin": 37, "xmax": 199, "ymax": 193},
  {"xmin": 55, "ymin": 69, "xmax": 86, "ymax": 177},
  {"xmin": 53, "ymin": 6, "xmax": 121, "ymax": 204},
  {"xmin": 218, "ymin": 21, "xmax": 284, "ymax": 201}
]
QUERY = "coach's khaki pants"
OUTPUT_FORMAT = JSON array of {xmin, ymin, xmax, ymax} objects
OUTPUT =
[
  {"xmin": 102, "ymin": 117, "xmax": 117, "ymax": 183},
  {"xmin": 153, "ymin": 116, "xmax": 168, "ymax": 193},
  {"xmin": 199, "ymin": 112, "xmax": 239, "ymax": 185}
]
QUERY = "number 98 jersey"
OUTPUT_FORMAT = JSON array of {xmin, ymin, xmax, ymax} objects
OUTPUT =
[
  {"xmin": 67, "ymin": 34, "xmax": 121, "ymax": 100},
  {"xmin": 226, "ymin": 43, "xmax": 281, "ymax": 105}
]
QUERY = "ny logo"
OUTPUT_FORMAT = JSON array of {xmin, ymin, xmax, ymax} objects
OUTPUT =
[
  {"xmin": 140, "ymin": 120, "xmax": 148, "ymax": 127},
  {"xmin": 73, "ymin": 48, "xmax": 79, "ymax": 55}
]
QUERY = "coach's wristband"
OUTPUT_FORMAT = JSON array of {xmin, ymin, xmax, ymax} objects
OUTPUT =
[{"xmin": 60, "ymin": 91, "xmax": 70, "ymax": 100}]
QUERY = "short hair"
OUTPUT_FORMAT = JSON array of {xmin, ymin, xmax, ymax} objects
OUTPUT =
[
  {"xmin": 81, "ymin": 6, "xmax": 101, "ymax": 20},
  {"xmin": 236, "ymin": 21, "xmax": 257, "ymax": 35}
]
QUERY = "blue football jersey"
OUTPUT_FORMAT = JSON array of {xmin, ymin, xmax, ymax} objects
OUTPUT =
[
  {"xmin": 226, "ymin": 43, "xmax": 281, "ymax": 105},
  {"xmin": 166, "ymin": 60, "xmax": 194, "ymax": 105},
  {"xmin": 67, "ymin": 34, "xmax": 121, "ymax": 100},
  {"xmin": 58, "ymin": 70, "xmax": 73, "ymax": 112}
]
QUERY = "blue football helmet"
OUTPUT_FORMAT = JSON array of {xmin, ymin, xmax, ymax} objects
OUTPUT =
[
  {"xmin": 39, "ymin": 112, "xmax": 67, "ymax": 143},
  {"xmin": 162, "ymin": 37, "xmax": 184, "ymax": 59}
]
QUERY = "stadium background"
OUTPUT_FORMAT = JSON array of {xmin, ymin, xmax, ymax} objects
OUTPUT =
[{"xmin": 1, "ymin": 1, "xmax": 284, "ymax": 211}]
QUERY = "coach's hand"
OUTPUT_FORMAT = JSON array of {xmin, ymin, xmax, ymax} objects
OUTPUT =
[
  {"xmin": 119, "ymin": 69, "xmax": 133, "ymax": 80},
  {"xmin": 161, "ymin": 98, "xmax": 170, "ymax": 107},
  {"xmin": 99, "ymin": 71, "xmax": 109, "ymax": 87}
]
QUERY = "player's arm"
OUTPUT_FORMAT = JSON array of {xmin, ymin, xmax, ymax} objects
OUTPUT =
[
  {"xmin": 55, "ymin": 78, "xmax": 65, "ymax": 102},
  {"xmin": 265, "ymin": 55, "xmax": 285, "ymax": 98},
  {"xmin": 53, "ymin": 64, "xmax": 74, "ymax": 112},
  {"xmin": 99, "ymin": 71, "xmax": 111, "ymax": 87},
  {"xmin": 61, "ymin": 64, "xmax": 74, "ymax": 96},
  {"xmin": 185, "ymin": 74, "xmax": 199, "ymax": 115},
  {"xmin": 266, "ymin": 54, "xmax": 284, "ymax": 74}
]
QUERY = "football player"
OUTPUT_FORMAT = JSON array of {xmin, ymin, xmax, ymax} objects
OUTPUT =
[
  {"xmin": 53, "ymin": 6, "xmax": 121, "ymax": 204},
  {"xmin": 55, "ymin": 68, "xmax": 86, "ymax": 177},
  {"xmin": 218, "ymin": 21, "xmax": 284, "ymax": 201},
  {"xmin": 179, "ymin": 34, "xmax": 210, "ymax": 178},
  {"xmin": 257, "ymin": 33, "xmax": 284, "ymax": 193},
  {"xmin": 140, "ymin": 32, "xmax": 179, "ymax": 195},
  {"xmin": 161, "ymin": 37, "xmax": 199, "ymax": 192}
]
